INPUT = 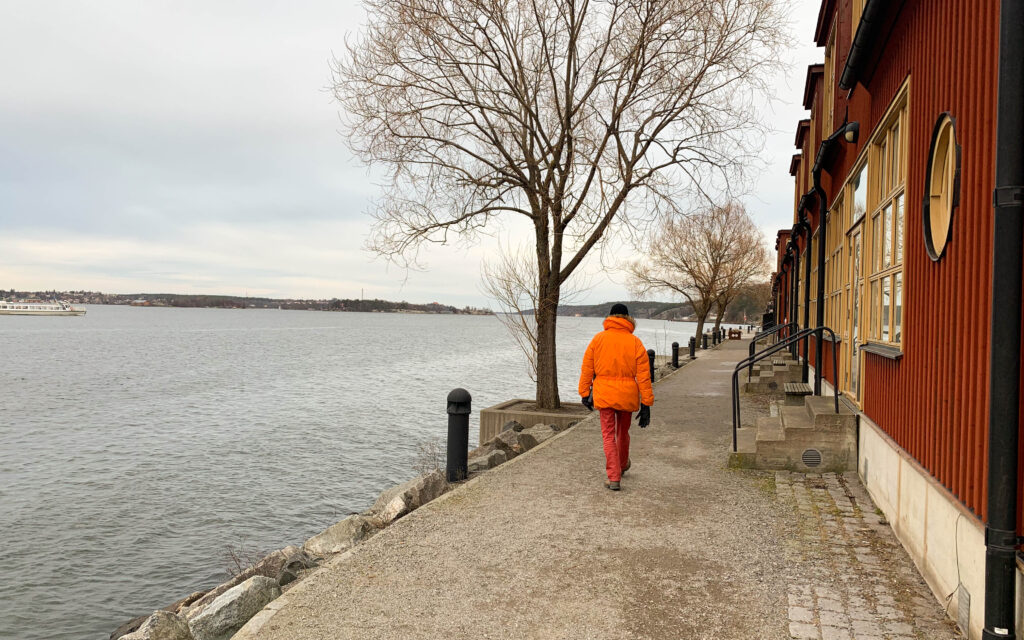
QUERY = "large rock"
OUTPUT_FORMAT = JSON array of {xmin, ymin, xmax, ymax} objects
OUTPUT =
[
  {"xmin": 119, "ymin": 611, "xmax": 193, "ymax": 640},
  {"xmin": 467, "ymin": 448, "xmax": 507, "ymax": 473},
  {"xmin": 112, "ymin": 592, "xmax": 208, "ymax": 639},
  {"xmin": 303, "ymin": 515, "xmax": 377, "ymax": 556},
  {"xmin": 111, "ymin": 615, "xmax": 149, "ymax": 640},
  {"xmin": 522, "ymin": 424, "xmax": 557, "ymax": 444},
  {"xmin": 404, "ymin": 470, "xmax": 448, "ymax": 508},
  {"xmin": 187, "ymin": 547, "xmax": 310, "ymax": 613},
  {"xmin": 188, "ymin": 576, "xmax": 281, "ymax": 640},
  {"xmin": 501, "ymin": 420, "xmax": 525, "ymax": 432},
  {"xmin": 468, "ymin": 436, "xmax": 515, "ymax": 459},
  {"xmin": 369, "ymin": 470, "xmax": 449, "ymax": 525}
]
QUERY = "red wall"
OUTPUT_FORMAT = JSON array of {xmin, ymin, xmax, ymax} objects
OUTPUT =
[{"xmin": 819, "ymin": 0, "xmax": 1000, "ymax": 520}]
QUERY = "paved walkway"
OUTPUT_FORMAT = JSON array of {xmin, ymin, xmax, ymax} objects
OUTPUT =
[{"xmin": 241, "ymin": 340, "xmax": 961, "ymax": 640}]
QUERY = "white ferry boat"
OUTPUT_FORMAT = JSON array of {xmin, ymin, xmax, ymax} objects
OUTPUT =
[{"xmin": 0, "ymin": 300, "xmax": 86, "ymax": 316}]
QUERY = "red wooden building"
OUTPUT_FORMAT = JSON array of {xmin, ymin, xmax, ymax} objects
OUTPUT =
[{"xmin": 769, "ymin": 1, "xmax": 1023, "ymax": 637}]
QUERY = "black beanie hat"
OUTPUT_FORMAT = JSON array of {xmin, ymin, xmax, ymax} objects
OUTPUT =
[{"xmin": 610, "ymin": 303, "xmax": 629, "ymax": 316}]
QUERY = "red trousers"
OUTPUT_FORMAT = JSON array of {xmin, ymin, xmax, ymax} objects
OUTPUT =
[{"xmin": 599, "ymin": 408, "xmax": 632, "ymax": 481}]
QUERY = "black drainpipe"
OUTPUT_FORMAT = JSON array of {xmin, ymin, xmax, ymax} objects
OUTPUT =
[
  {"xmin": 797, "ymin": 198, "xmax": 815, "ymax": 383},
  {"xmin": 787, "ymin": 242, "xmax": 799, "ymax": 358},
  {"xmin": 983, "ymin": 0, "xmax": 1024, "ymax": 637}
]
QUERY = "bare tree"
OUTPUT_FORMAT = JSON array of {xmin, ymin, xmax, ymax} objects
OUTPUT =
[
  {"xmin": 481, "ymin": 247, "xmax": 541, "ymax": 381},
  {"xmin": 627, "ymin": 202, "xmax": 767, "ymax": 337},
  {"xmin": 481, "ymin": 245, "xmax": 587, "ymax": 381},
  {"xmin": 335, "ymin": 0, "xmax": 787, "ymax": 408},
  {"xmin": 711, "ymin": 204, "xmax": 770, "ymax": 330}
]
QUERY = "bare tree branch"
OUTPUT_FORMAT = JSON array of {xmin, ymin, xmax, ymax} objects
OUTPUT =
[{"xmin": 335, "ymin": 0, "xmax": 788, "ymax": 407}]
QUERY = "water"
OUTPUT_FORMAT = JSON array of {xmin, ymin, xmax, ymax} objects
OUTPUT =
[{"xmin": 0, "ymin": 306, "xmax": 737, "ymax": 639}]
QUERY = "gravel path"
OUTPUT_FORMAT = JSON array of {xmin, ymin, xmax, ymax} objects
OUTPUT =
[{"xmin": 238, "ymin": 340, "xmax": 960, "ymax": 639}]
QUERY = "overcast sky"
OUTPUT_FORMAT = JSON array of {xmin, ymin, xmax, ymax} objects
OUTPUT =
[{"xmin": 0, "ymin": 0, "xmax": 822, "ymax": 307}]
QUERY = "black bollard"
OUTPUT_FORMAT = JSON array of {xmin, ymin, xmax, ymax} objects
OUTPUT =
[
  {"xmin": 702, "ymin": 333, "xmax": 709, "ymax": 349},
  {"xmin": 689, "ymin": 337, "xmax": 696, "ymax": 358},
  {"xmin": 672, "ymin": 341, "xmax": 679, "ymax": 368},
  {"xmin": 647, "ymin": 349, "xmax": 656, "ymax": 383},
  {"xmin": 446, "ymin": 388, "xmax": 471, "ymax": 482}
]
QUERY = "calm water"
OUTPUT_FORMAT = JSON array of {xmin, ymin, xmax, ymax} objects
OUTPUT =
[{"xmin": 0, "ymin": 306, "xmax": 735, "ymax": 639}]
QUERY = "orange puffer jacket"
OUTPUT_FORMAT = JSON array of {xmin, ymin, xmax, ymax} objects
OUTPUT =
[{"xmin": 578, "ymin": 315, "xmax": 655, "ymax": 412}]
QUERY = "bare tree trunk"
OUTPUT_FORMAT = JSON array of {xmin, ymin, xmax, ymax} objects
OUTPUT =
[
  {"xmin": 534, "ymin": 292, "xmax": 561, "ymax": 409},
  {"xmin": 694, "ymin": 314, "xmax": 708, "ymax": 342},
  {"xmin": 714, "ymin": 304, "xmax": 725, "ymax": 332}
]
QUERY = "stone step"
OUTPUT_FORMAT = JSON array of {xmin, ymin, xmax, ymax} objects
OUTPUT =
[
  {"xmin": 755, "ymin": 415, "xmax": 785, "ymax": 442},
  {"xmin": 803, "ymin": 395, "xmax": 858, "ymax": 429},
  {"xmin": 727, "ymin": 427, "xmax": 757, "ymax": 468},
  {"xmin": 780, "ymin": 405, "xmax": 813, "ymax": 433}
]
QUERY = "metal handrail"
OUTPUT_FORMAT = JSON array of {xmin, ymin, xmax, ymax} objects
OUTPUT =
[
  {"xmin": 732, "ymin": 326, "xmax": 841, "ymax": 452},
  {"xmin": 748, "ymin": 322, "xmax": 798, "ymax": 376}
]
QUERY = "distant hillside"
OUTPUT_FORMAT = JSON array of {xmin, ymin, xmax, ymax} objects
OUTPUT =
[
  {"xmin": 555, "ymin": 283, "xmax": 770, "ymax": 323},
  {"xmin": 556, "ymin": 301, "xmax": 694, "ymax": 320}
]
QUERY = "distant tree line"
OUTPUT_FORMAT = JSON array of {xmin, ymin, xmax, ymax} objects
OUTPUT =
[{"xmin": 2, "ymin": 290, "xmax": 492, "ymax": 314}]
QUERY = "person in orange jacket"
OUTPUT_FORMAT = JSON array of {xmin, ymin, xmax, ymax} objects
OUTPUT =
[{"xmin": 578, "ymin": 303, "xmax": 654, "ymax": 491}]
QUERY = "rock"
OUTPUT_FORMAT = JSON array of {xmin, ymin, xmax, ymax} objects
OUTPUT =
[
  {"xmin": 119, "ymin": 611, "xmax": 193, "ymax": 640},
  {"xmin": 187, "ymin": 547, "xmax": 308, "ymax": 613},
  {"xmin": 112, "ymin": 591, "xmax": 209, "ymax": 639},
  {"xmin": 303, "ymin": 515, "xmax": 377, "ymax": 556},
  {"xmin": 188, "ymin": 576, "xmax": 281, "ymax": 640},
  {"xmin": 522, "ymin": 424, "xmax": 556, "ymax": 444},
  {"xmin": 501, "ymin": 420, "xmax": 525, "ymax": 432},
  {"xmin": 168, "ymin": 591, "xmax": 208, "ymax": 614},
  {"xmin": 468, "ymin": 436, "xmax": 515, "ymax": 459},
  {"xmin": 404, "ymin": 470, "xmax": 448, "ymax": 508},
  {"xmin": 368, "ymin": 470, "xmax": 450, "ymax": 526},
  {"xmin": 495, "ymin": 429, "xmax": 540, "ymax": 454},
  {"xmin": 111, "ymin": 615, "xmax": 149, "ymax": 640},
  {"xmin": 467, "ymin": 448, "xmax": 507, "ymax": 473},
  {"xmin": 378, "ymin": 493, "xmax": 409, "ymax": 525},
  {"xmin": 371, "ymin": 483, "xmax": 406, "ymax": 514},
  {"xmin": 275, "ymin": 548, "xmax": 319, "ymax": 585}
]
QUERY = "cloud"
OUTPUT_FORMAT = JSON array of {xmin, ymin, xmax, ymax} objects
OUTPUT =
[{"xmin": 0, "ymin": 0, "xmax": 824, "ymax": 306}]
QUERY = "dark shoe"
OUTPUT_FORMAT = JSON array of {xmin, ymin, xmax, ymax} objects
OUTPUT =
[
  {"xmin": 605, "ymin": 480, "xmax": 620, "ymax": 491},
  {"xmin": 622, "ymin": 459, "xmax": 631, "ymax": 475}
]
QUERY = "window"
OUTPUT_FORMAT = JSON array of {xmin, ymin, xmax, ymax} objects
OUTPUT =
[
  {"xmin": 924, "ymin": 113, "xmax": 960, "ymax": 260},
  {"xmin": 810, "ymin": 229, "xmax": 820, "ymax": 328},
  {"xmin": 865, "ymin": 92, "xmax": 907, "ymax": 346}
]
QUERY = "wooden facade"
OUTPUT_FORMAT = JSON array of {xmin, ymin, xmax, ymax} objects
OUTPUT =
[{"xmin": 773, "ymin": 0, "xmax": 1005, "ymax": 525}]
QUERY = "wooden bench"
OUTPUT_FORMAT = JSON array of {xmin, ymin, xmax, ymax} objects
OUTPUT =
[{"xmin": 783, "ymin": 382, "xmax": 813, "ymax": 406}]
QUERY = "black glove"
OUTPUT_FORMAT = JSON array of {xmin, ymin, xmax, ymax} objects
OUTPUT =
[
  {"xmin": 637, "ymin": 404, "xmax": 651, "ymax": 428},
  {"xmin": 581, "ymin": 393, "xmax": 594, "ymax": 411}
]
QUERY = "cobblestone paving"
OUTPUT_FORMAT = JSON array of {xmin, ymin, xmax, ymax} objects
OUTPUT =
[{"xmin": 774, "ymin": 472, "xmax": 962, "ymax": 640}]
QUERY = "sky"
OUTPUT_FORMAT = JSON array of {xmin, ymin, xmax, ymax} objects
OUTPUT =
[{"xmin": 0, "ymin": 0, "xmax": 823, "ymax": 307}]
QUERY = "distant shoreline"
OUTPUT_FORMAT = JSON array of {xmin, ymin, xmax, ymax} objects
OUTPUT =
[{"xmin": 3, "ymin": 291, "xmax": 493, "ymax": 315}]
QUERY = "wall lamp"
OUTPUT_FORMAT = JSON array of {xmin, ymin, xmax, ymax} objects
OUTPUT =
[{"xmin": 842, "ymin": 121, "xmax": 860, "ymax": 144}]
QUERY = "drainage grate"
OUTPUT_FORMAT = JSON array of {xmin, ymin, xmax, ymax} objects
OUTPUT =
[{"xmin": 801, "ymin": 449, "xmax": 823, "ymax": 467}]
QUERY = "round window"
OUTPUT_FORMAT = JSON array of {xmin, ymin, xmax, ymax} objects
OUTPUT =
[{"xmin": 923, "ymin": 113, "xmax": 961, "ymax": 261}]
